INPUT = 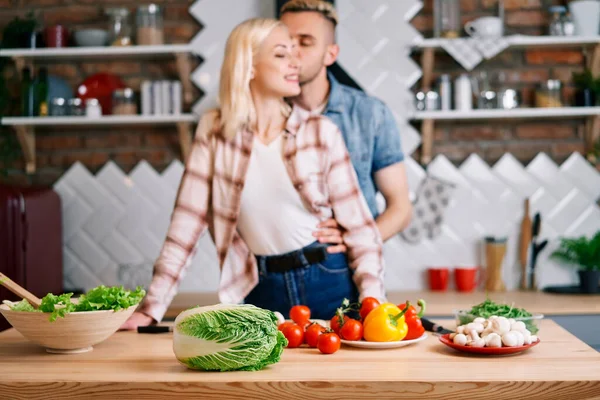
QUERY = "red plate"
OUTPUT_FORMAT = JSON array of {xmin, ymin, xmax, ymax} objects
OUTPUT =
[{"xmin": 439, "ymin": 333, "xmax": 540, "ymax": 355}]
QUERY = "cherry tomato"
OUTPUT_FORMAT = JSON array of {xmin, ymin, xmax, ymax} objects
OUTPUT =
[
  {"xmin": 318, "ymin": 332, "xmax": 341, "ymax": 354},
  {"xmin": 278, "ymin": 321, "xmax": 295, "ymax": 332},
  {"xmin": 330, "ymin": 314, "xmax": 349, "ymax": 335},
  {"xmin": 290, "ymin": 305, "xmax": 311, "ymax": 326},
  {"xmin": 339, "ymin": 319, "xmax": 363, "ymax": 341},
  {"xmin": 282, "ymin": 324, "xmax": 304, "ymax": 348},
  {"xmin": 304, "ymin": 323, "xmax": 326, "ymax": 348},
  {"xmin": 359, "ymin": 297, "xmax": 380, "ymax": 320}
]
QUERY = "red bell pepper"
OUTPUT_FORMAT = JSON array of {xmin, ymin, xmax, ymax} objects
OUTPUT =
[{"xmin": 398, "ymin": 299, "xmax": 426, "ymax": 340}]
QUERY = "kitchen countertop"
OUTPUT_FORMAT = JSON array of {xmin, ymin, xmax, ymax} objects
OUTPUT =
[
  {"xmin": 164, "ymin": 291, "xmax": 600, "ymax": 319},
  {"xmin": 1, "ymin": 320, "xmax": 599, "ymax": 399}
]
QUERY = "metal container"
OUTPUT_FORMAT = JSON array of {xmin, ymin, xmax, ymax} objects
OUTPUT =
[
  {"xmin": 49, "ymin": 97, "xmax": 67, "ymax": 116},
  {"xmin": 497, "ymin": 88, "xmax": 520, "ymax": 109}
]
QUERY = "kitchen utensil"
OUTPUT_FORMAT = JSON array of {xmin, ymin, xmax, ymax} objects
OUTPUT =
[
  {"xmin": 465, "ymin": 17, "xmax": 504, "ymax": 39},
  {"xmin": 340, "ymin": 333, "xmax": 428, "ymax": 349},
  {"xmin": 530, "ymin": 239, "xmax": 548, "ymax": 290},
  {"xmin": 454, "ymin": 266, "xmax": 482, "ymax": 292},
  {"xmin": 484, "ymin": 237, "xmax": 507, "ymax": 292},
  {"xmin": 428, "ymin": 268, "xmax": 450, "ymax": 291},
  {"xmin": 439, "ymin": 334, "xmax": 540, "ymax": 355},
  {"xmin": 137, "ymin": 325, "xmax": 172, "ymax": 334},
  {"xmin": 520, "ymin": 199, "xmax": 532, "ymax": 290},
  {"xmin": 0, "ymin": 301, "xmax": 137, "ymax": 354},
  {"xmin": 74, "ymin": 29, "xmax": 108, "ymax": 47},
  {"xmin": 434, "ymin": 0, "xmax": 461, "ymax": 38},
  {"xmin": 421, "ymin": 318, "xmax": 453, "ymax": 334},
  {"xmin": 568, "ymin": 0, "xmax": 600, "ymax": 36},
  {"xmin": 0, "ymin": 272, "xmax": 42, "ymax": 308}
]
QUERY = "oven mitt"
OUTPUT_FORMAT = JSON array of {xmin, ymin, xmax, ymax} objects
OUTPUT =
[{"xmin": 400, "ymin": 175, "xmax": 456, "ymax": 244}]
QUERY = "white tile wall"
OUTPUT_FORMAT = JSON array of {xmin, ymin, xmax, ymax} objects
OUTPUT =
[{"xmin": 54, "ymin": 153, "xmax": 600, "ymax": 293}]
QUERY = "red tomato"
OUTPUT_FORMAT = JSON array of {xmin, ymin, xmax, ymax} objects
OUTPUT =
[
  {"xmin": 339, "ymin": 319, "xmax": 363, "ymax": 341},
  {"xmin": 330, "ymin": 314, "xmax": 349, "ymax": 335},
  {"xmin": 304, "ymin": 323, "xmax": 326, "ymax": 348},
  {"xmin": 290, "ymin": 305, "xmax": 311, "ymax": 326},
  {"xmin": 359, "ymin": 297, "xmax": 380, "ymax": 320},
  {"xmin": 318, "ymin": 332, "xmax": 341, "ymax": 354},
  {"xmin": 282, "ymin": 324, "xmax": 304, "ymax": 348},
  {"xmin": 278, "ymin": 321, "xmax": 295, "ymax": 332}
]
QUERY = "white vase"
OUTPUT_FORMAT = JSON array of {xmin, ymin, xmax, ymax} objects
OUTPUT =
[{"xmin": 568, "ymin": 0, "xmax": 600, "ymax": 36}]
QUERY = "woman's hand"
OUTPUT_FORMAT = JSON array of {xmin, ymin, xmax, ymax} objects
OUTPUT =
[
  {"xmin": 119, "ymin": 312, "xmax": 154, "ymax": 331},
  {"xmin": 314, "ymin": 219, "xmax": 347, "ymax": 253}
]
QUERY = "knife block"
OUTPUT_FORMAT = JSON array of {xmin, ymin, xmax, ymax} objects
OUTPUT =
[{"xmin": 485, "ymin": 237, "xmax": 507, "ymax": 292}]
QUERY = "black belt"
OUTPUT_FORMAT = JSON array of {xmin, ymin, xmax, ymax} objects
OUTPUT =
[{"xmin": 257, "ymin": 244, "xmax": 329, "ymax": 273}]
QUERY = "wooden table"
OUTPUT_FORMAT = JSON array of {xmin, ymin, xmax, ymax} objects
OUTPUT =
[
  {"xmin": 165, "ymin": 291, "xmax": 600, "ymax": 319},
  {"xmin": 1, "ymin": 320, "xmax": 599, "ymax": 399}
]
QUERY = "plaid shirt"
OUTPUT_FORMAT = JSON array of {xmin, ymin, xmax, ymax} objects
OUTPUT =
[{"xmin": 139, "ymin": 105, "xmax": 385, "ymax": 322}]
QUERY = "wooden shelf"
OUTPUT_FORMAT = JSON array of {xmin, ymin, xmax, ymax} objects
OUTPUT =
[
  {"xmin": 413, "ymin": 35, "xmax": 600, "ymax": 49},
  {"xmin": 0, "ymin": 44, "xmax": 193, "ymax": 59},
  {"xmin": 411, "ymin": 107, "xmax": 600, "ymax": 121},
  {"xmin": 2, "ymin": 114, "xmax": 197, "ymax": 126},
  {"xmin": 2, "ymin": 115, "xmax": 197, "ymax": 174}
]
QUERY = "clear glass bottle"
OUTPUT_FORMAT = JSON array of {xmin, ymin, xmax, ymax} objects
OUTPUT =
[
  {"xmin": 434, "ymin": 0, "xmax": 461, "ymax": 39},
  {"xmin": 561, "ymin": 12, "xmax": 576, "ymax": 36},
  {"xmin": 536, "ymin": 80, "xmax": 563, "ymax": 108},
  {"xmin": 112, "ymin": 88, "xmax": 138, "ymax": 115},
  {"xmin": 136, "ymin": 4, "xmax": 164, "ymax": 46},
  {"xmin": 106, "ymin": 8, "xmax": 132, "ymax": 46}
]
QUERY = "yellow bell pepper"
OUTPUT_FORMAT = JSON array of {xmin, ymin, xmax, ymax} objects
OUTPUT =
[{"xmin": 363, "ymin": 302, "xmax": 410, "ymax": 342}]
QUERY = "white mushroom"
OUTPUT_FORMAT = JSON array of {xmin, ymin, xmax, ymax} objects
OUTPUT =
[
  {"xmin": 530, "ymin": 335, "xmax": 538, "ymax": 343},
  {"xmin": 484, "ymin": 333, "xmax": 502, "ymax": 348},
  {"xmin": 492, "ymin": 317, "xmax": 511, "ymax": 335},
  {"xmin": 449, "ymin": 333, "xmax": 457, "ymax": 340},
  {"xmin": 453, "ymin": 333, "xmax": 468, "ymax": 346},
  {"xmin": 474, "ymin": 317, "xmax": 486, "ymax": 324},
  {"xmin": 521, "ymin": 329, "xmax": 532, "ymax": 345},
  {"xmin": 468, "ymin": 329, "xmax": 485, "ymax": 348},
  {"xmin": 510, "ymin": 321, "xmax": 527, "ymax": 333},
  {"xmin": 501, "ymin": 331, "xmax": 519, "ymax": 347},
  {"xmin": 456, "ymin": 325, "xmax": 466, "ymax": 334},
  {"xmin": 511, "ymin": 330, "xmax": 525, "ymax": 346},
  {"xmin": 466, "ymin": 322, "xmax": 485, "ymax": 334},
  {"xmin": 481, "ymin": 328, "xmax": 495, "ymax": 338},
  {"xmin": 508, "ymin": 318, "xmax": 516, "ymax": 325}
]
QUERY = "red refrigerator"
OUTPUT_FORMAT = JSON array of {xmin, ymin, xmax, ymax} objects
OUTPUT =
[{"xmin": 0, "ymin": 185, "xmax": 63, "ymax": 331}]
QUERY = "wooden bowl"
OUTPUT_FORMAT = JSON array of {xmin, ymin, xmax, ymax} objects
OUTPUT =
[{"xmin": 0, "ymin": 303, "xmax": 137, "ymax": 354}]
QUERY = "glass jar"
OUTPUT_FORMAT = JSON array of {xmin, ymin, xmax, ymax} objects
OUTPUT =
[
  {"xmin": 112, "ymin": 88, "xmax": 138, "ymax": 115},
  {"xmin": 536, "ymin": 80, "xmax": 563, "ymax": 108},
  {"xmin": 106, "ymin": 8, "xmax": 132, "ymax": 46},
  {"xmin": 86, "ymin": 98, "xmax": 103, "ymax": 118},
  {"xmin": 548, "ymin": 6, "xmax": 566, "ymax": 36},
  {"xmin": 561, "ymin": 12, "xmax": 575, "ymax": 36},
  {"xmin": 136, "ymin": 4, "xmax": 164, "ymax": 46},
  {"xmin": 49, "ymin": 97, "xmax": 67, "ymax": 116},
  {"xmin": 68, "ymin": 98, "xmax": 85, "ymax": 116},
  {"xmin": 434, "ymin": 0, "xmax": 461, "ymax": 39}
]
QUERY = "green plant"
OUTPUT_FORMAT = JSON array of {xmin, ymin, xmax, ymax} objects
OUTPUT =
[
  {"xmin": 550, "ymin": 231, "xmax": 600, "ymax": 271},
  {"xmin": 572, "ymin": 69, "xmax": 595, "ymax": 91}
]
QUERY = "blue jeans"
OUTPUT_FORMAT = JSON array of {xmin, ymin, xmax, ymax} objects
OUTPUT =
[{"xmin": 244, "ymin": 242, "xmax": 359, "ymax": 320}]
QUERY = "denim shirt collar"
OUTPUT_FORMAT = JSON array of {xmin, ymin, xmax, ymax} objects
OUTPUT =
[{"xmin": 324, "ymin": 71, "xmax": 345, "ymax": 114}]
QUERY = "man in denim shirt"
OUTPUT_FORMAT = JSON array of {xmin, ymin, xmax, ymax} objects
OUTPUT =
[{"xmin": 281, "ymin": 0, "xmax": 412, "ymax": 251}]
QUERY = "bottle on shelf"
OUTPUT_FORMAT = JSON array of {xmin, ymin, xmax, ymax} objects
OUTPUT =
[
  {"xmin": 20, "ymin": 67, "xmax": 35, "ymax": 117},
  {"xmin": 35, "ymin": 67, "xmax": 49, "ymax": 117}
]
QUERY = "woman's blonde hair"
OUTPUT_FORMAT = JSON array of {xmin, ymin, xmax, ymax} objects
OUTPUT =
[{"xmin": 217, "ymin": 17, "xmax": 291, "ymax": 140}]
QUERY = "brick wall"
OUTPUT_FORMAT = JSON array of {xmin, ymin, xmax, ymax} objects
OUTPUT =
[
  {"xmin": 0, "ymin": 0, "xmax": 593, "ymax": 185},
  {"xmin": 414, "ymin": 0, "xmax": 590, "ymax": 165}
]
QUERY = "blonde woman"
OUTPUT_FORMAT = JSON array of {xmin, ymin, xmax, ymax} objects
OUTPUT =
[{"xmin": 121, "ymin": 18, "xmax": 385, "ymax": 329}]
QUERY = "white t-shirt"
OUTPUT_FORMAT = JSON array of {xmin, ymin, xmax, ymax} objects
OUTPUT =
[{"xmin": 236, "ymin": 134, "xmax": 321, "ymax": 256}]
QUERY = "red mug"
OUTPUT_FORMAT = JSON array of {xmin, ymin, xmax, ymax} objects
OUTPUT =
[
  {"xmin": 454, "ymin": 267, "xmax": 482, "ymax": 292},
  {"xmin": 44, "ymin": 25, "xmax": 69, "ymax": 48},
  {"xmin": 428, "ymin": 268, "xmax": 449, "ymax": 291}
]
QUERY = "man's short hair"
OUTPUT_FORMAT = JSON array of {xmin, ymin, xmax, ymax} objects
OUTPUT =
[{"xmin": 280, "ymin": 0, "xmax": 339, "ymax": 27}]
